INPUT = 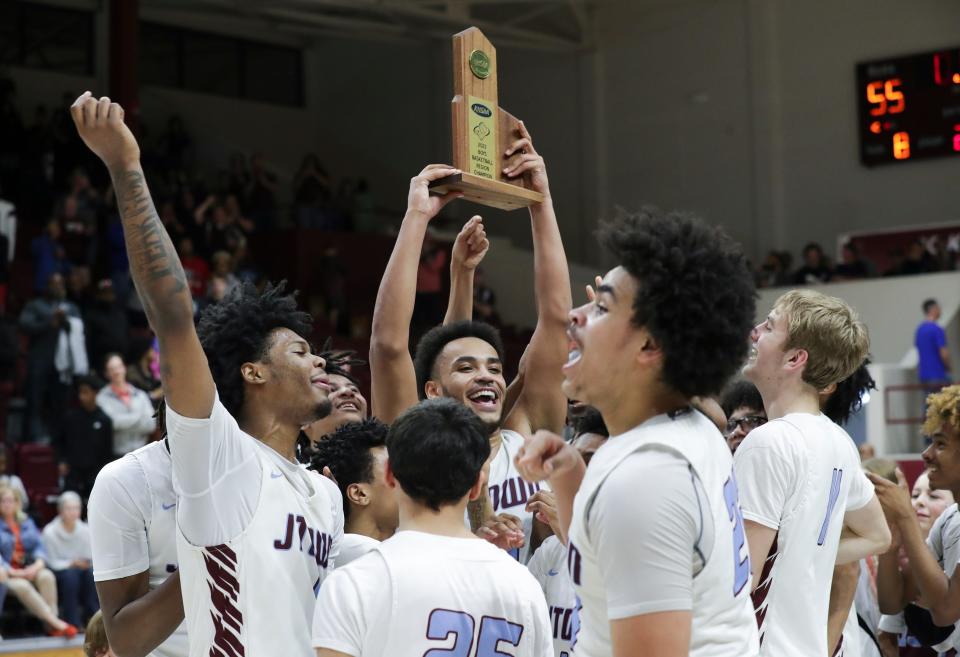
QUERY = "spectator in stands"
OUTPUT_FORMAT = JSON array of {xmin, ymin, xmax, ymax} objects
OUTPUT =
[
  {"xmin": 96, "ymin": 353, "xmax": 156, "ymax": 457},
  {"xmin": 84, "ymin": 611, "xmax": 115, "ymax": 657},
  {"xmin": 413, "ymin": 230, "xmax": 447, "ymax": 332},
  {"xmin": 20, "ymin": 272, "xmax": 84, "ymax": 441},
  {"xmin": 125, "ymin": 336, "xmax": 163, "ymax": 405},
  {"xmin": 901, "ymin": 239, "xmax": 937, "ymax": 276},
  {"xmin": 0, "ymin": 485, "xmax": 76, "ymax": 637},
  {"xmin": 66, "ymin": 265, "xmax": 93, "ymax": 314},
  {"xmin": 83, "ymin": 279, "xmax": 128, "ymax": 374},
  {"xmin": 55, "ymin": 375, "xmax": 113, "ymax": 501},
  {"xmin": 916, "ymin": 298, "xmax": 951, "ymax": 391},
  {"xmin": 42, "ymin": 491, "xmax": 98, "ymax": 627},
  {"xmin": 31, "ymin": 219, "xmax": 71, "ymax": 294},
  {"xmin": 293, "ymin": 153, "xmax": 332, "ymax": 228},
  {"xmin": 226, "ymin": 152, "xmax": 250, "ymax": 200},
  {"xmin": 793, "ymin": 242, "xmax": 832, "ymax": 285},
  {"xmin": 209, "ymin": 250, "xmax": 240, "ymax": 295},
  {"xmin": 0, "ymin": 450, "xmax": 28, "ymax": 512},
  {"xmin": 756, "ymin": 250, "xmax": 791, "ymax": 288},
  {"xmin": 719, "ymin": 379, "xmax": 766, "ymax": 454},
  {"xmin": 473, "ymin": 267, "xmax": 500, "ymax": 326},
  {"xmin": 178, "ymin": 236, "xmax": 210, "ymax": 301},
  {"xmin": 247, "ymin": 152, "xmax": 278, "ymax": 228},
  {"xmin": 834, "ymin": 241, "xmax": 871, "ymax": 281}
]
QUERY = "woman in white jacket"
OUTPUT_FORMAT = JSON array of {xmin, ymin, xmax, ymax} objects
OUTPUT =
[{"xmin": 42, "ymin": 491, "xmax": 99, "ymax": 627}]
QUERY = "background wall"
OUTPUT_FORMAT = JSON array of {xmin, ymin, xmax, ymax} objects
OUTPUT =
[{"xmin": 5, "ymin": 0, "xmax": 960, "ymax": 268}]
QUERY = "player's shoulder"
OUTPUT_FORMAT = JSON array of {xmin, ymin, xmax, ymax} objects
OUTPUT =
[
  {"xmin": 735, "ymin": 419, "xmax": 804, "ymax": 458},
  {"xmin": 932, "ymin": 503, "xmax": 960, "ymax": 537},
  {"xmin": 306, "ymin": 467, "xmax": 344, "ymax": 504},
  {"xmin": 90, "ymin": 451, "xmax": 156, "ymax": 515}
]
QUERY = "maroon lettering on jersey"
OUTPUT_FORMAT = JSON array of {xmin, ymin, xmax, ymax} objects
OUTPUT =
[
  {"xmin": 751, "ymin": 531, "xmax": 779, "ymax": 646},
  {"xmin": 566, "ymin": 543, "xmax": 582, "ymax": 586},
  {"xmin": 273, "ymin": 513, "xmax": 332, "ymax": 567},
  {"xmin": 489, "ymin": 476, "xmax": 542, "ymax": 512}
]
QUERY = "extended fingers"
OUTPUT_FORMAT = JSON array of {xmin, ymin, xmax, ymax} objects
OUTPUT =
[
  {"xmin": 505, "ymin": 137, "xmax": 532, "ymax": 157},
  {"xmin": 415, "ymin": 166, "xmax": 460, "ymax": 183},
  {"xmin": 504, "ymin": 154, "xmax": 542, "ymax": 178}
]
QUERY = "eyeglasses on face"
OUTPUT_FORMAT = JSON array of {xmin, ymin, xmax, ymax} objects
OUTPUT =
[{"xmin": 724, "ymin": 415, "xmax": 767, "ymax": 436}]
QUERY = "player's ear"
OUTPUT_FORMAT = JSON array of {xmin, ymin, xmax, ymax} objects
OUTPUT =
[
  {"xmin": 634, "ymin": 327, "xmax": 662, "ymax": 365},
  {"xmin": 424, "ymin": 380, "xmax": 442, "ymax": 399},
  {"xmin": 467, "ymin": 471, "xmax": 486, "ymax": 502},
  {"xmin": 785, "ymin": 348, "xmax": 809, "ymax": 373},
  {"xmin": 346, "ymin": 483, "xmax": 369, "ymax": 507},
  {"xmin": 240, "ymin": 361, "xmax": 267, "ymax": 386},
  {"xmin": 384, "ymin": 461, "xmax": 398, "ymax": 489}
]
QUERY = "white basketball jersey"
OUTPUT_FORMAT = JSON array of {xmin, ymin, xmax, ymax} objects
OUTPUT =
[
  {"xmin": 735, "ymin": 413, "xmax": 874, "ymax": 657},
  {"xmin": 89, "ymin": 440, "xmax": 188, "ymax": 657},
  {"xmin": 176, "ymin": 447, "xmax": 341, "ymax": 657},
  {"xmin": 528, "ymin": 536, "xmax": 577, "ymax": 657},
  {"xmin": 489, "ymin": 429, "xmax": 548, "ymax": 562},
  {"xmin": 568, "ymin": 412, "xmax": 759, "ymax": 657},
  {"xmin": 313, "ymin": 531, "xmax": 552, "ymax": 657}
]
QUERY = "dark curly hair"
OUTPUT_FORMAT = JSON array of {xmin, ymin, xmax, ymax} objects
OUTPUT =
[
  {"xmin": 196, "ymin": 281, "xmax": 313, "ymax": 418},
  {"xmin": 387, "ymin": 398, "xmax": 490, "ymax": 511},
  {"xmin": 413, "ymin": 320, "xmax": 505, "ymax": 400},
  {"xmin": 318, "ymin": 337, "xmax": 365, "ymax": 387},
  {"xmin": 308, "ymin": 419, "xmax": 388, "ymax": 521},
  {"xmin": 597, "ymin": 207, "xmax": 756, "ymax": 398},
  {"xmin": 823, "ymin": 359, "xmax": 876, "ymax": 425},
  {"xmin": 720, "ymin": 379, "xmax": 765, "ymax": 418},
  {"xmin": 572, "ymin": 407, "xmax": 608, "ymax": 439}
]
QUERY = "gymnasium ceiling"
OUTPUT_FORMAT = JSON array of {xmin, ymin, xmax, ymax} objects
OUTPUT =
[{"xmin": 143, "ymin": 0, "xmax": 598, "ymax": 51}]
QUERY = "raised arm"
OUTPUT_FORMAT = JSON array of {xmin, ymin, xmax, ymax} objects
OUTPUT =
[
  {"xmin": 71, "ymin": 93, "xmax": 213, "ymax": 419},
  {"xmin": 443, "ymin": 216, "xmax": 488, "ymax": 325},
  {"xmin": 501, "ymin": 122, "xmax": 572, "ymax": 436},
  {"xmin": 369, "ymin": 165, "xmax": 461, "ymax": 423}
]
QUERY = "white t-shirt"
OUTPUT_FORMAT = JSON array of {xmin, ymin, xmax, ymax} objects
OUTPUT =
[
  {"xmin": 338, "ymin": 533, "xmax": 380, "ymax": 567},
  {"xmin": 527, "ymin": 536, "xmax": 576, "ymax": 657},
  {"xmin": 489, "ymin": 429, "xmax": 549, "ymax": 563},
  {"xmin": 733, "ymin": 413, "xmax": 874, "ymax": 657},
  {"xmin": 167, "ymin": 397, "xmax": 344, "ymax": 657},
  {"xmin": 568, "ymin": 410, "xmax": 759, "ymax": 657},
  {"xmin": 88, "ymin": 440, "xmax": 188, "ymax": 657},
  {"xmin": 312, "ymin": 530, "xmax": 552, "ymax": 657}
]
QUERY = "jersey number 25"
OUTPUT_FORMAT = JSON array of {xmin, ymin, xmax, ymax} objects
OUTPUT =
[{"xmin": 424, "ymin": 609, "xmax": 524, "ymax": 657}]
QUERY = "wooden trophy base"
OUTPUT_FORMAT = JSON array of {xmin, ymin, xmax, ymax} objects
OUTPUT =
[{"xmin": 429, "ymin": 173, "xmax": 544, "ymax": 211}]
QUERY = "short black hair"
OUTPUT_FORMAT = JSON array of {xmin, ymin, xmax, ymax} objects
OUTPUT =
[
  {"xmin": 572, "ymin": 407, "xmax": 608, "ymax": 438},
  {"xmin": 720, "ymin": 380, "xmax": 765, "ymax": 418},
  {"xmin": 387, "ymin": 398, "xmax": 490, "ymax": 511},
  {"xmin": 308, "ymin": 419, "xmax": 388, "ymax": 521},
  {"xmin": 923, "ymin": 298, "xmax": 939, "ymax": 314},
  {"xmin": 318, "ymin": 338, "xmax": 364, "ymax": 387},
  {"xmin": 597, "ymin": 208, "xmax": 756, "ymax": 398},
  {"xmin": 413, "ymin": 320, "xmax": 505, "ymax": 400},
  {"xmin": 197, "ymin": 281, "xmax": 313, "ymax": 418},
  {"xmin": 74, "ymin": 374, "xmax": 103, "ymax": 393},
  {"xmin": 803, "ymin": 242, "xmax": 823, "ymax": 256},
  {"xmin": 823, "ymin": 359, "xmax": 876, "ymax": 425}
]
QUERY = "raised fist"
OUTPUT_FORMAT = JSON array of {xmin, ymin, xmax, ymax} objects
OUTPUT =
[{"xmin": 70, "ymin": 92, "xmax": 140, "ymax": 170}]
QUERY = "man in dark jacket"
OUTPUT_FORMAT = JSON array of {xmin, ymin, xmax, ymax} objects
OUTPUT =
[{"xmin": 54, "ymin": 375, "xmax": 113, "ymax": 500}]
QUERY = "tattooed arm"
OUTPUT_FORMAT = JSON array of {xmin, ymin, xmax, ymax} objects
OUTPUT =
[{"xmin": 71, "ymin": 93, "xmax": 214, "ymax": 419}]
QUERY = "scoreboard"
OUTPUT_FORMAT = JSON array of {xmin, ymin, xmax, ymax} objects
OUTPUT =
[{"xmin": 857, "ymin": 47, "xmax": 960, "ymax": 166}]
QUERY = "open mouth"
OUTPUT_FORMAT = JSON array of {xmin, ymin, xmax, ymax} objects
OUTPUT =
[
  {"xmin": 336, "ymin": 401, "xmax": 361, "ymax": 413},
  {"xmin": 467, "ymin": 388, "xmax": 499, "ymax": 412},
  {"xmin": 563, "ymin": 336, "xmax": 582, "ymax": 372}
]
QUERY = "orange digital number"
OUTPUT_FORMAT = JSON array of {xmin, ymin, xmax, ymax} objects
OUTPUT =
[
  {"xmin": 885, "ymin": 78, "xmax": 905, "ymax": 113},
  {"xmin": 867, "ymin": 81, "xmax": 886, "ymax": 116},
  {"xmin": 866, "ymin": 78, "xmax": 905, "ymax": 116},
  {"xmin": 893, "ymin": 131, "xmax": 910, "ymax": 160}
]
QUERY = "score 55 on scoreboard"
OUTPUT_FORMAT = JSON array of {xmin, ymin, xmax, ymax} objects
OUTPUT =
[{"xmin": 857, "ymin": 47, "xmax": 960, "ymax": 166}]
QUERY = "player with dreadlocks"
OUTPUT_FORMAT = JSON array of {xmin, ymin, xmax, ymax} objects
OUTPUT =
[
  {"xmin": 301, "ymin": 341, "xmax": 368, "ymax": 457},
  {"xmin": 73, "ymin": 92, "xmax": 342, "ymax": 657}
]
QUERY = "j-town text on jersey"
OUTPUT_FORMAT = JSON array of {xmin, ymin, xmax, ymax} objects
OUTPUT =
[{"xmin": 273, "ymin": 513, "xmax": 333, "ymax": 567}]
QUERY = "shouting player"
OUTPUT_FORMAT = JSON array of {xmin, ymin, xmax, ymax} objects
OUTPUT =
[
  {"xmin": 72, "ymin": 92, "xmax": 343, "ymax": 657},
  {"xmin": 517, "ymin": 208, "xmax": 760, "ymax": 657},
  {"xmin": 370, "ymin": 123, "xmax": 571, "ymax": 560},
  {"xmin": 735, "ymin": 290, "xmax": 890, "ymax": 656},
  {"xmin": 312, "ymin": 398, "xmax": 552, "ymax": 657}
]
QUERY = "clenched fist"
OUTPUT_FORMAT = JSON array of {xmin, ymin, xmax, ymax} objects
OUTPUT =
[{"xmin": 70, "ymin": 92, "xmax": 140, "ymax": 171}]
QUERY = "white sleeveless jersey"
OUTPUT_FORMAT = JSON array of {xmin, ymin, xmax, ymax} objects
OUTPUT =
[
  {"xmin": 489, "ymin": 429, "xmax": 549, "ymax": 562},
  {"xmin": 734, "ymin": 413, "xmax": 874, "ymax": 657},
  {"xmin": 568, "ymin": 412, "xmax": 759, "ymax": 657},
  {"xmin": 89, "ymin": 440, "xmax": 188, "ymax": 657},
  {"xmin": 176, "ymin": 447, "xmax": 342, "ymax": 657},
  {"xmin": 527, "ymin": 536, "xmax": 576, "ymax": 657},
  {"xmin": 312, "ymin": 530, "xmax": 552, "ymax": 657}
]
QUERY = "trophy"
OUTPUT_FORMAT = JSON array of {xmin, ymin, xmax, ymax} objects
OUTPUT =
[{"xmin": 429, "ymin": 27, "xmax": 545, "ymax": 211}]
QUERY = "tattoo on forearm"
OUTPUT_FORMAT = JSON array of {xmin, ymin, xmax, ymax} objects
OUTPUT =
[{"xmin": 115, "ymin": 170, "xmax": 188, "ymax": 300}]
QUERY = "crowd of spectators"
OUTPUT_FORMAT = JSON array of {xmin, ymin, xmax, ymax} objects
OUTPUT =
[{"xmin": 756, "ymin": 237, "xmax": 960, "ymax": 288}]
